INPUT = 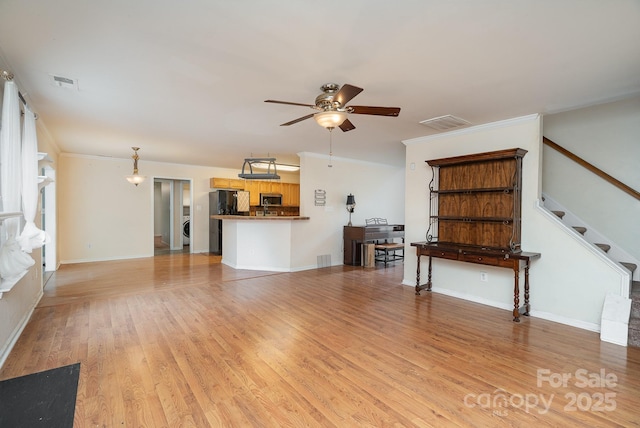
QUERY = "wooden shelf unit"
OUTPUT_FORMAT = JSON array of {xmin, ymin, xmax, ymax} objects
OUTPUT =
[
  {"xmin": 426, "ymin": 147, "xmax": 527, "ymax": 252},
  {"xmin": 412, "ymin": 148, "xmax": 540, "ymax": 322}
]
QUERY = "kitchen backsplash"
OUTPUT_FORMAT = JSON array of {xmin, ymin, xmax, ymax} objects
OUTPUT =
[{"xmin": 250, "ymin": 206, "xmax": 300, "ymax": 216}]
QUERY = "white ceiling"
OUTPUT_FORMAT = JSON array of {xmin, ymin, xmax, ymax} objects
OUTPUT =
[{"xmin": 0, "ymin": 1, "xmax": 638, "ymax": 169}]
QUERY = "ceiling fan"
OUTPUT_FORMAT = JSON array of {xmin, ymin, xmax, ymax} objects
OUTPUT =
[{"xmin": 265, "ymin": 83, "xmax": 401, "ymax": 132}]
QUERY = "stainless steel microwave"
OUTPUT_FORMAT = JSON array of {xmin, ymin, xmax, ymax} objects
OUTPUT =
[{"xmin": 260, "ymin": 193, "xmax": 282, "ymax": 206}]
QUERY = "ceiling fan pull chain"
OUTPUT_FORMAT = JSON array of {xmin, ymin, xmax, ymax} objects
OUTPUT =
[{"xmin": 328, "ymin": 128, "xmax": 333, "ymax": 168}]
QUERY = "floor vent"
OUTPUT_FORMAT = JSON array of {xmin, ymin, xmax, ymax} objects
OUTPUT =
[
  {"xmin": 317, "ymin": 254, "xmax": 331, "ymax": 268},
  {"xmin": 420, "ymin": 115, "xmax": 471, "ymax": 131}
]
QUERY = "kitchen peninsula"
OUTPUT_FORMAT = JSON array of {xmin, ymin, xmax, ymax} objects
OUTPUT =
[{"xmin": 211, "ymin": 215, "xmax": 310, "ymax": 272}]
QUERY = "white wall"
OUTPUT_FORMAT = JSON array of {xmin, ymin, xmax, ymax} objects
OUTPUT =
[
  {"xmin": 543, "ymin": 96, "xmax": 640, "ymax": 260},
  {"xmin": 58, "ymin": 154, "xmax": 253, "ymax": 262},
  {"xmin": 403, "ymin": 115, "xmax": 625, "ymax": 330},
  {"xmin": 56, "ymin": 151, "xmax": 404, "ymax": 268},
  {"xmin": 294, "ymin": 152, "xmax": 405, "ymax": 270}
]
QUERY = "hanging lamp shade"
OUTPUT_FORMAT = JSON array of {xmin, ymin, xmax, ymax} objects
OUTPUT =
[{"xmin": 314, "ymin": 110, "xmax": 347, "ymax": 129}]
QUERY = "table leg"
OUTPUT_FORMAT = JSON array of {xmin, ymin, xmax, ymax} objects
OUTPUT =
[
  {"xmin": 523, "ymin": 263, "xmax": 530, "ymax": 316},
  {"xmin": 415, "ymin": 254, "xmax": 421, "ymax": 295},
  {"xmin": 415, "ymin": 254, "xmax": 433, "ymax": 295},
  {"xmin": 513, "ymin": 265, "xmax": 520, "ymax": 322},
  {"xmin": 427, "ymin": 255, "xmax": 432, "ymax": 291}
]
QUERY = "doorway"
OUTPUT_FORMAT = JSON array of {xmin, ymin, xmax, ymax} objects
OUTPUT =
[
  {"xmin": 42, "ymin": 164, "xmax": 56, "ymax": 287},
  {"xmin": 153, "ymin": 178, "xmax": 191, "ymax": 255}
]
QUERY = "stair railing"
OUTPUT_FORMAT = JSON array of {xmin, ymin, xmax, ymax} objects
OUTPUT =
[{"xmin": 543, "ymin": 137, "xmax": 640, "ymax": 201}]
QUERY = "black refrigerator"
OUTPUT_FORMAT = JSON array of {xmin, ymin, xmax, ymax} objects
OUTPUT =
[{"xmin": 209, "ymin": 190, "xmax": 245, "ymax": 254}]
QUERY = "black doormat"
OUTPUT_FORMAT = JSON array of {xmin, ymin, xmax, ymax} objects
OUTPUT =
[{"xmin": 0, "ymin": 363, "xmax": 80, "ymax": 428}]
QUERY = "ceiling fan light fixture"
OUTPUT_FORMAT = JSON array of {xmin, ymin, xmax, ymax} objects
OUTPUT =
[{"xmin": 314, "ymin": 110, "xmax": 347, "ymax": 129}]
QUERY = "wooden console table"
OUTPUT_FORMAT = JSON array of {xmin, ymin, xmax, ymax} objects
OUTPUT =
[{"xmin": 411, "ymin": 242, "xmax": 540, "ymax": 322}]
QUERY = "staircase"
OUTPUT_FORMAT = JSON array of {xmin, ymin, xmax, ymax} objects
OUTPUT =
[
  {"xmin": 630, "ymin": 282, "xmax": 640, "ymax": 346},
  {"xmin": 541, "ymin": 137, "xmax": 640, "ymax": 347},
  {"xmin": 547, "ymin": 205, "xmax": 640, "ymax": 347}
]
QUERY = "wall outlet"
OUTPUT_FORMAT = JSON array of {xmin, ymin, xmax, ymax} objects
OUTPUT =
[{"xmin": 480, "ymin": 271, "xmax": 488, "ymax": 282}]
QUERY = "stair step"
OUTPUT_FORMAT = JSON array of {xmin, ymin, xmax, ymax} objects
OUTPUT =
[
  {"xmin": 621, "ymin": 262, "xmax": 638, "ymax": 274},
  {"xmin": 632, "ymin": 299, "xmax": 640, "ymax": 320},
  {"xmin": 552, "ymin": 210, "xmax": 565, "ymax": 219},
  {"xmin": 628, "ymin": 318, "xmax": 640, "ymax": 347},
  {"xmin": 595, "ymin": 243, "xmax": 611, "ymax": 252},
  {"xmin": 630, "ymin": 282, "xmax": 640, "ymax": 322},
  {"xmin": 573, "ymin": 226, "xmax": 587, "ymax": 235}
]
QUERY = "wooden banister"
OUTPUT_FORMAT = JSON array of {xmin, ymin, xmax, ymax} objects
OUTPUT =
[{"xmin": 543, "ymin": 137, "xmax": 640, "ymax": 201}]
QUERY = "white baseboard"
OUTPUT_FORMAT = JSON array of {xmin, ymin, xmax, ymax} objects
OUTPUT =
[
  {"xmin": 403, "ymin": 282, "xmax": 601, "ymax": 334},
  {"xmin": 60, "ymin": 254, "xmax": 154, "ymax": 264}
]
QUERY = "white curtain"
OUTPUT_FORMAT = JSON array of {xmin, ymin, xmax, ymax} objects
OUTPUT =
[
  {"xmin": 0, "ymin": 80, "xmax": 34, "ymax": 279},
  {"xmin": 18, "ymin": 106, "xmax": 50, "ymax": 252}
]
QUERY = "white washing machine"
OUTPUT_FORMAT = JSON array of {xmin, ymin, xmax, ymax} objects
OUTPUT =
[{"xmin": 182, "ymin": 215, "xmax": 190, "ymax": 245}]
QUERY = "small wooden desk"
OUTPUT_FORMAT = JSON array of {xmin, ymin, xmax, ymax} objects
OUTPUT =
[{"xmin": 411, "ymin": 242, "xmax": 540, "ymax": 322}]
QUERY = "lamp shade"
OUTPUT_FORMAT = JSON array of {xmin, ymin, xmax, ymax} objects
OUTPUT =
[
  {"xmin": 315, "ymin": 110, "xmax": 348, "ymax": 129},
  {"xmin": 126, "ymin": 174, "xmax": 146, "ymax": 186},
  {"xmin": 346, "ymin": 194, "xmax": 356, "ymax": 205}
]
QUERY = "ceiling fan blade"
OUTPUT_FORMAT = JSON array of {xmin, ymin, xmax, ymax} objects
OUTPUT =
[
  {"xmin": 339, "ymin": 118, "xmax": 356, "ymax": 132},
  {"xmin": 333, "ymin": 84, "xmax": 363, "ymax": 107},
  {"xmin": 265, "ymin": 99, "xmax": 315, "ymax": 108},
  {"xmin": 349, "ymin": 106, "xmax": 401, "ymax": 117},
  {"xmin": 280, "ymin": 113, "xmax": 315, "ymax": 126}
]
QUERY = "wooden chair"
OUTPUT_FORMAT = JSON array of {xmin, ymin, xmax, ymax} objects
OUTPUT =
[
  {"xmin": 374, "ymin": 240, "xmax": 404, "ymax": 267},
  {"xmin": 365, "ymin": 218, "xmax": 403, "ymax": 267}
]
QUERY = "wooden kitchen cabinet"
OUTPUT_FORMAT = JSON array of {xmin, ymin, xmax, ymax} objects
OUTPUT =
[
  {"xmin": 244, "ymin": 180, "xmax": 261, "ymax": 206},
  {"xmin": 281, "ymin": 183, "xmax": 291, "ymax": 206},
  {"xmin": 279, "ymin": 183, "xmax": 300, "ymax": 206},
  {"xmin": 229, "ymin": 179, "xmax": 245, "ymax": 189},
  {"xmin": 210, "ymin": 177, "xmax": 245, "ymax": 189},
  {"xmin": 286, "ymin": 183, "xmax": 300, "ymax": 206},
  {"xmin": 259, "ymin": 181, "xmax": 273, "ymax": 195},
  {"xmin": 269, "ymin": 182, "xmax": 282, "ymax": 195},
  {"xmin": 212, "ymin": 176, "xmax": 300, "ymax": 207},
  {"xmin": 210, "ymin": 177, "xmax": 228, "ymax": 188}
]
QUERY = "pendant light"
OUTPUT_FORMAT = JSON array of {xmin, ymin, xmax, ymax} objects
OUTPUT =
[{"xmin": 125, "ymin": 147, "xmax": 146, "ymax": 186}]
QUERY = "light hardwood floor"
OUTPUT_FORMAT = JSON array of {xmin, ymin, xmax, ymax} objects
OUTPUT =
[{"xmin": 2, "ymin": 254, "xmax": 639, "ymax": 427}]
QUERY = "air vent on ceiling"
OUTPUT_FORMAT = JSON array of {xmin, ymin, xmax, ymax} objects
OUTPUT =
[
  {"xmin": 420, "ymin": 115, "xmax": 471, "ymax": 131},
  {"xmin": 49, "ymin": 74, "xmax": 79, "ymax": 90}
]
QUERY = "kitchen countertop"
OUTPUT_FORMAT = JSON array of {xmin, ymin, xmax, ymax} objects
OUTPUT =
[{"xmin": 211, "ymin": 215, "xmax": 310, "ymax": 221}]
